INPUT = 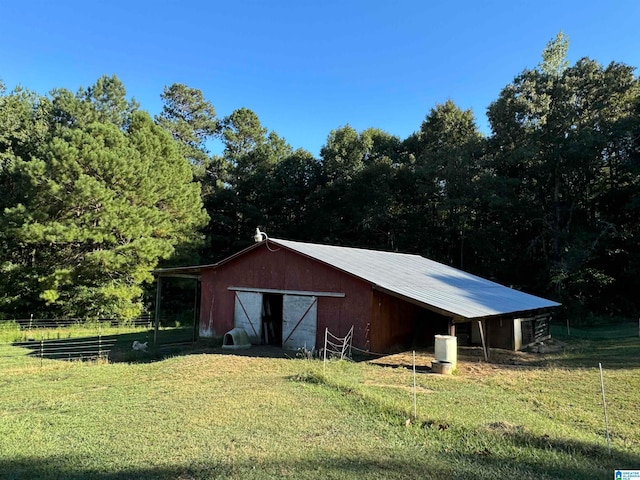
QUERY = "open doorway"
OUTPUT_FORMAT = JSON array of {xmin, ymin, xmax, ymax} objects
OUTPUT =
[
  {"xmin": 262, "ymin": 294, "xmax": 283, "ymax": 346},
  {"xmin": 412, "ymin": 308, "xmax": 450, "ymax": 347}
]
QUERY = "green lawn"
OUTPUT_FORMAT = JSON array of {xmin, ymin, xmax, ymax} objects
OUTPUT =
[{"xmin": 0, "ymin": 324, "xmax": 639, "ymax": 479}]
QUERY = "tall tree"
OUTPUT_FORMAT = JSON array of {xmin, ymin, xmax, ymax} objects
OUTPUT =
[
  {"xmin": 539, "ymin": 31, "xmax": 570, "ymax": 77},
  {"xmin": 203, "ymin": 108, "xmax": 293, "ymax": 259},
  {"xmin": 83, "ymin": 75, "xmax": 139, "ymax": 128},
  {"xmin": 487, "ymin": 34, "xmax": 640, "ymax": 317},
  {"xmin": 0, "ymin": 79, "xmax": 208, "ymax": 319},
  {"xmin": 397, "ymin": 100, "xmax": 484, "ymax": 266},
  {"xmin": 47, "ymin": 75, "xmax": 138, "ymax": 131},
  {"xmin": 255, "ymin": 148, "xmax": 322, "ymax": 240},
  {"xmin": 314, "ymin": 127, "xmax": 403, "ymax": 247},
  {"xmin": 320, "ymin": 125, "xmax": 369, "ymax": 183},
  {"xmin": 156, "ymin": 83, "xmax": 219, "ymax": 181}
]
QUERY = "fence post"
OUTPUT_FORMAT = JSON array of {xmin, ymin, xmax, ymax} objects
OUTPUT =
[
  {"xmin": 599, "ymin": 363, "xmax": 611, "ymax": 453},
  {"xmin": 98, "ymin": 327, "xmax": 102, "ymax": 359},
  {"xmin": 154, "ymin": 276, "xmax": 163, "ymax": 345},
  {"xmin": 323, "ymin": 328, "xmax": 328, "ymax": 374},
  {"xmin": 413, "ymin": 350, "xmax": 417, "ymax": 420},
  {"xmin": 40, "ymin": 333, "xmax": 44, "ymax": 367}
]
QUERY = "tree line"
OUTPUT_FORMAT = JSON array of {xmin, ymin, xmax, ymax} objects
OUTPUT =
[{"xmin": 1, "ymin": 33, "xmax": 638, "ymax": 323}]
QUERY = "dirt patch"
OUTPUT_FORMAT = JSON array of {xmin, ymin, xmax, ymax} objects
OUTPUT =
[
  {"xmin": 486, "ymin": 421, "xmax": 526, "ymax": 435},
  {"xmin": 367, "ymin": 343, "xmax": 564, "ymax": 377}
]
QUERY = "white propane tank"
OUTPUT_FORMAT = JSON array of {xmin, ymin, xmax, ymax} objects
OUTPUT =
[{"xmin": 434, "ymin": 334, "xmax": 457, "ymax": 367}]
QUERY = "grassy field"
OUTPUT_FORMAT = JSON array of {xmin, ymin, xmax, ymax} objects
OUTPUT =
[{"xmin": 0, "ymin": 324, "xmax": 639, "ymax": 479}]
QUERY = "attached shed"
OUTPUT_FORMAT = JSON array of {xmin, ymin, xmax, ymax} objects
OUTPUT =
[{"xmin": 154, "ymin": 238, "xmax": 560, "ymax": 354}]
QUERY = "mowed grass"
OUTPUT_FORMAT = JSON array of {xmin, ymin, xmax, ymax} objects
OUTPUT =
[{"xmin": 0, "ymin": 326, "xmax": 639, "ymax": 479}]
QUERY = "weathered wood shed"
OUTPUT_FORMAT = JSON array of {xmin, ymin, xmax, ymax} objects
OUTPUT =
[{"xmin": 155, "ymin": 238, "xmax": 560, "ymax": 354}]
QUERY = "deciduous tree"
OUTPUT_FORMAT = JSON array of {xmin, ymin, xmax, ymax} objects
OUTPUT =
[{"xmin": 487, "ymin": 33, "xmax": 640, "ymax": 317}]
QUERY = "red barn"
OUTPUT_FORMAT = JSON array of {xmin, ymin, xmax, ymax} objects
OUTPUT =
[{"xmin": 155, "ymin": 237, "xmax": 559, "ymax": 353}]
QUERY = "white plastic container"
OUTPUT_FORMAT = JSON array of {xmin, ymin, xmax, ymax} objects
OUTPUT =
[
  {"xmin": 431, "ymin": 360, "xmax": 453, "ymax": 375},
  {"xmin": 434, "ymin": 334, "xmax": 457, "ymax": 367}
]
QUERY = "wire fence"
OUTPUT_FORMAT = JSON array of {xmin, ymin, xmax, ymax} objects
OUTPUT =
[
  {"xmin": 0, "ymin": 314, "xmax": 202, "ymax": 367},
  {"xmin": 9, "ymin": 315, "xmax": 153, "ymax": 330},
  {"xmin": 323, "ymin": 326, "xmax": 354, "ymax": 361},
  {"xmin": 11, "ymin": 335, "xmax": 118, "ymax": 362},
  {"xmin": 551, "ymin": 321, "xmax": 640, "ymax": 340},
  {"xmin": 0, "ymin": 315, "xmax": 156, "ymax": 364}
]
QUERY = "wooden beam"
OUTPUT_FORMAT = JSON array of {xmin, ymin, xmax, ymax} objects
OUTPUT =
[
  {"xmin": 477, "ymin": 320, "xmax": 488, "ymax": 362},
  {"xmin": 157, "ymin": 273, "xmax": 201, "ymax": 279},
  {"xmin": 228, "ymin": 286, "xmax": 345, "ymax": 298},
  {"xmin": 192, "ymin": 279, "xmax": 199, "ymax": 342}
]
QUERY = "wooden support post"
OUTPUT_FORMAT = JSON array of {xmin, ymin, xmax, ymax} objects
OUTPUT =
[
  {"xmin": 154, "ymin": 276, "xmax": 163, "ymax": 345},
  {"xmin": 477, "ymin": 320, "xmax": 488, "ymax": 362},
  {"xmin": 192, "ymin": 279, "xmax": 199, "ymax": 343},
  {"xmin": 448, "ymin": 319, "xmax": 456, "ymax": 337}
]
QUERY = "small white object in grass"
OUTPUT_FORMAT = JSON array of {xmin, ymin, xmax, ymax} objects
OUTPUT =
[{"xmin": 132, "ymin": 341, "xmax": 148, "ymax": 352}]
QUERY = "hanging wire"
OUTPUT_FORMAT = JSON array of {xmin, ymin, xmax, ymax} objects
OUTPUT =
[
  {"xmin": 350, "ymin": 345, "xmax": 389, "ymax": 358},
  {"xmin": 265, "ymin": 237, "xmax": 280, "ymax": 252},
  {"xmin": 254, "ymin": 228, "xmax": 281, "ymax": 252}
]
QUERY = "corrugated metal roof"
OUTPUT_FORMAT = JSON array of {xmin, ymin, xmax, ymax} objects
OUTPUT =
[
  {"xmin": 153, "ymin": 264, "xmax": 213, "ymax": 278},
  {"xmin": 270, "ymin": 238, "xmax": 560, "ymax": 320}
]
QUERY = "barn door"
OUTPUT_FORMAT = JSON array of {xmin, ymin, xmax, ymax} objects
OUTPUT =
[
  {"xmin": 234, "ymin": 291, "xmax": 262, "ymax": 343},
  {"xmin": 282, "ymin": 295, "xmax": 317, "ymax": 350}
]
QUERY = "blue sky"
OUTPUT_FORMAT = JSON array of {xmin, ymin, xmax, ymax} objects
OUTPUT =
[{"xmin": 2, "ymin": 0, "xmax": 639, "ymax": 156}]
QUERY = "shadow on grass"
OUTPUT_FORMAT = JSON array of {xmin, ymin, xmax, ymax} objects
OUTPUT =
[
  {"xmin": 475, "ymin": 425, "xmax": 640, "ymax": 478},
  {"xmin": 1, "ymin": 444, "xmax": 637, "ymax": 480},
  {"xmin": 9, "ymin": 328, "xmax": 322, "ymax": 365},
  {"xmin": 548, "ymin": 337, "xmax": 640, "ymax": 370},
  {"xmin": 0, "ymin": 457, "xmax": 437, "ymax": 480},
  {"xmin": 11, "ymin": 329, "xmax": 201, "ymax": 364}
]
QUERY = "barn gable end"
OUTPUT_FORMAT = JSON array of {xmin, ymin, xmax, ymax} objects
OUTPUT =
[{"xmin": 199, "ymin": 244, "xmax": 374, "ymax": 350}]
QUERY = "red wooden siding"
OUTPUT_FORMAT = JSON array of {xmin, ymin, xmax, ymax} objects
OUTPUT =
[
  {"xmin": 199, "ymin": 244, "xmax": 374, "ymax": 350},
  {"xmin": 370, "ymin": 290, "xmax": 451, "ymax": 352}
]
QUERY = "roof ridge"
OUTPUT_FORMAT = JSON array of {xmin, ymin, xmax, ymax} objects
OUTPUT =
[{"xmin": 270, "ymin": 237, "xmax": 424, "ymax": 258}]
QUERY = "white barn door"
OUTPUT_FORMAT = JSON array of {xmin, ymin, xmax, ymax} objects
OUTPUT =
[
  {"xmin": 282, "ymin": 295, "xmax": 317, "ymax": 350},
  {"xmin": 234, "ymin": 291, "xmax": 263, "ymax": 344}
]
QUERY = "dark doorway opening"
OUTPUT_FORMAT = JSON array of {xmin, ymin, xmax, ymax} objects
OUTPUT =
[
  {"xmin": 262, "ymin": 294, "xmax": 283, "ymax": 346},
  {"xmin": 412, "ymin": 308, "xmax": 450, "ymax": 347},
  {"xmin": 455, "ymin": 321, "xmax": 471, "ymax": 346}
]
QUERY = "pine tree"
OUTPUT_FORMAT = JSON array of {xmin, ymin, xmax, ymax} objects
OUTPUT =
[{"xmin": 0, "ymin": 78, "xmax": 208, "ymax": 319}]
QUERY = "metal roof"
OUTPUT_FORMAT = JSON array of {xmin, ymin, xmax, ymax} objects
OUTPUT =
[
  {"xmin": 152, "ymin": 264, "xmax": 213, "ymax": 278},
  {"xmin": 269, "ymin": 238, "xmax": 560, "ymax": 320}
]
